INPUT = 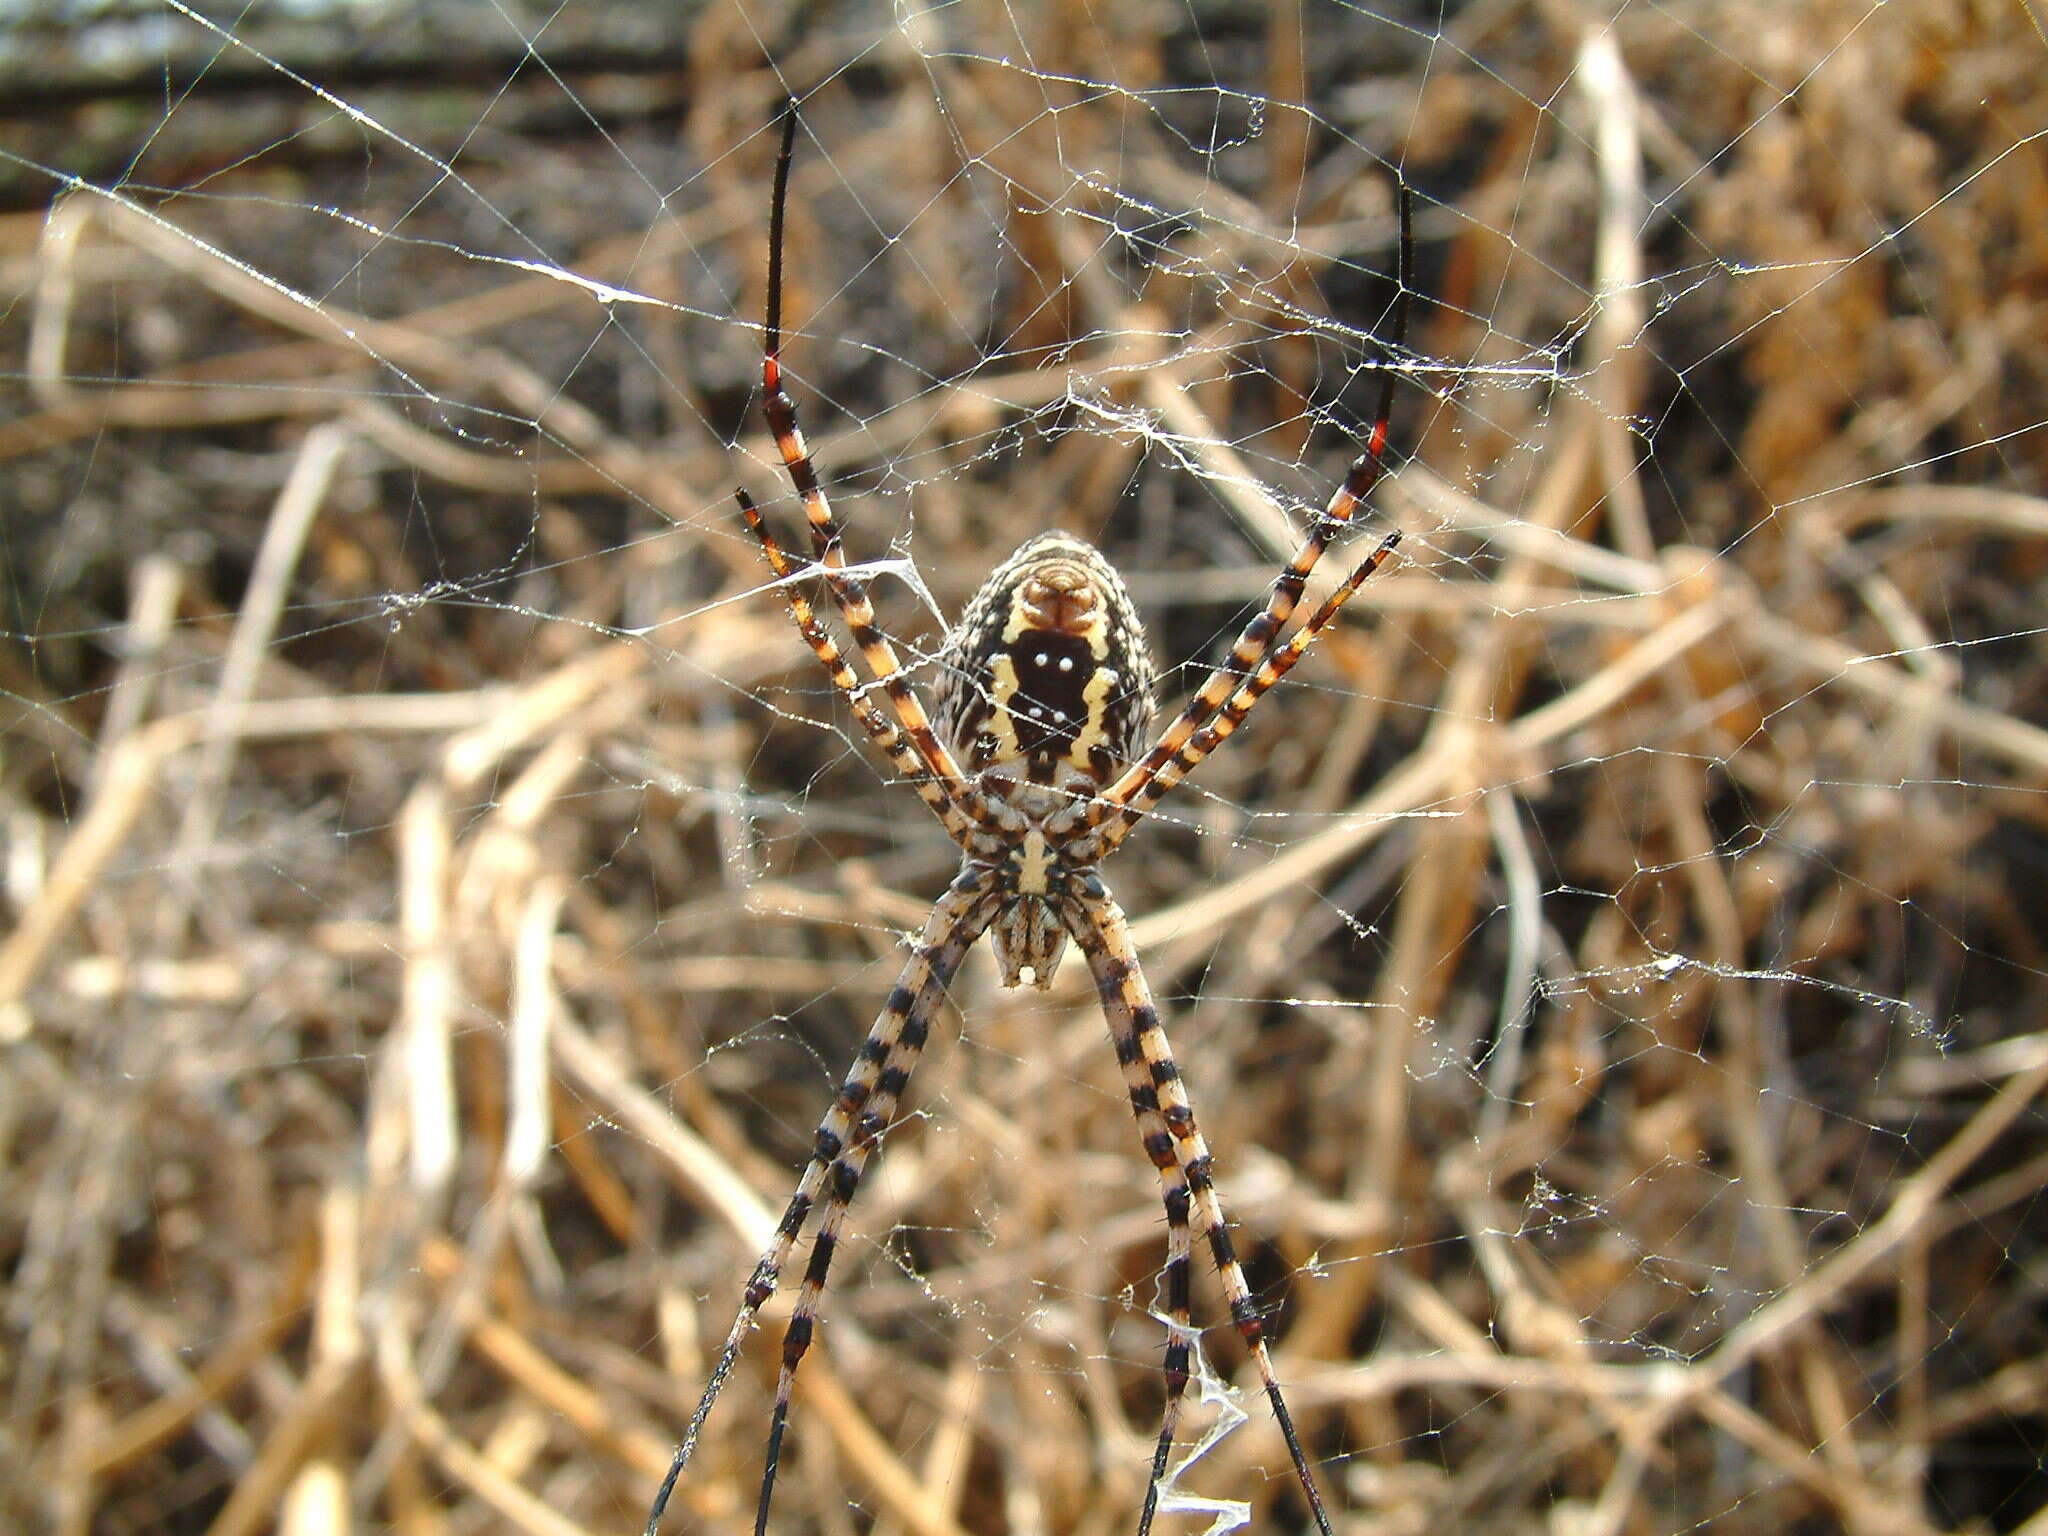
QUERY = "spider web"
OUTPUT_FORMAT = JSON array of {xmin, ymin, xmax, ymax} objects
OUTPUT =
[{"xmin": 4, "ymin": 2, "xmax": 2047, "ymax": 1533}]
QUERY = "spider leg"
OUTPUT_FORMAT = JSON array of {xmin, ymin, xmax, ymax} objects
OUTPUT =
[
  {"xmin": 1060, "ymin": 890, "xmax": 1198, "ymax": 1536},
  {"xmin": 1085, "ymin": 185, "xmax": 1412, "ymax": 842},
  {"xmin": 1065, "ymin": 881, "xmax": 1337, "ymax": 1536},
  {"xmin": 755, "ymin": 102, "xmax": 985, "ymax": 817},
  {"xmin": 754, "ymin": 872, "xmax": 998, "ymax": 1536},
  {"xmin": 1099, "ymin": 526, "xmax": 1402, "ymax": 852},
  {"xmin": 738, "ymin": 490, "xmax": 980, "ymax": 846},
  {"xmin": 643, "ymin": 871, "xmax": 998, "ymax": 1536}
]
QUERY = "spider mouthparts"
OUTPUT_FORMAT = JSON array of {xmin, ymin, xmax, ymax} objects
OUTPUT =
[{"xmin": 989, "ymin": 898, "xmax": 1069, "ymax": 989}]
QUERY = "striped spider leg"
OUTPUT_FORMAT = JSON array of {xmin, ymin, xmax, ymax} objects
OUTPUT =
[
  {"xmin": 1059, "ymin": 185, "xmax": 1413, "ymax": 860},
  {"xmin": 646, "ymin": 99, "xmax": 1412, "ymax": 1536}
]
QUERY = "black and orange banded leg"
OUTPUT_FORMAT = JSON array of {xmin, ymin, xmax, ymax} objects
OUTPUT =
[
  {"xmin": 1065, "ymin": 890, "xmax": 1201, "ymax": 1536},
  {"xmin": 737, "ymin": 489, "xmax": 983, "ymax": 847},
  {"xmin": 752, "ymin": 878, "xmax": 997, "ymax": 1536},
  {"xmin": 1088, "ymin": 184, "xmax": 1412, "ymax": 844},
  {"xmin": 1067, "ymin": 882, "xmax": 1336, "ymax": 1536},
  {"xmin": 642, "ymin": 873, "xmax": 997, "ymax": 1536},
  {"xmin": 755, "ymin": 101, "xmax": 985, "ymax": 815},
  {"xmin": 1101, "ymin": 524, "xmax": 1403, "ymax": 850}
]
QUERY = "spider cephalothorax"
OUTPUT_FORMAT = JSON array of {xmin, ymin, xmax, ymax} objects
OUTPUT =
[{"xmin": 646, "ymin": 99, "xmax": 1411, "ymax": 1536}]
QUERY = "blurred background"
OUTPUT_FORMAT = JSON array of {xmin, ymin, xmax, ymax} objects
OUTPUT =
[{"xmin": 4, "ymin": 2, "xmax": 2047, "ymax": 1533}]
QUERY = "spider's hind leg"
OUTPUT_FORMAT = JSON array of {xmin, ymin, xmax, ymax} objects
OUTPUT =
[
  {"xmin": 1090, "ymin": 184, "xmax": 1414, "ymax": 850},
  {"xmin": 737, "ymin": 489, "xmax": 982, "ymax": 845},
  {"xmin": 752, "ymin": 98, "xmax": 978, "ymax": 809}
]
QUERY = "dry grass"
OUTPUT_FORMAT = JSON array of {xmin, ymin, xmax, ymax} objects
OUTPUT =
[{"xmin": 5, "ymin": 3, "xmax": 2048, "ymax": 1534}]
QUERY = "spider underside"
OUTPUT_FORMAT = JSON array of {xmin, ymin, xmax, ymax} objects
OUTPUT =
[{"xmin": 645, "ymin": 101, "xmax": 1412, "ymax": 1536}]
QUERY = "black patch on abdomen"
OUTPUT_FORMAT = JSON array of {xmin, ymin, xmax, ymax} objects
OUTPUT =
[{"xmin": 1005, "ymin": 632, "xmax": 1099, "ymax": 759}]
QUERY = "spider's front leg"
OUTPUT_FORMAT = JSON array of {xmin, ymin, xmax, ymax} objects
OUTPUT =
[
  {"xmin": 642, "ymin": 871, "xmax": 998, "ymax": 1536},
  {"xmin": 1064, "ymin": 878, "xmax": 1337, "ymax": 1536}
]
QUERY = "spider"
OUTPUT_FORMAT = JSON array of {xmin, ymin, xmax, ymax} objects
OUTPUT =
[{"xmin": 646, "ymin": 101, "xmax": 1411, "ymax": 1536}]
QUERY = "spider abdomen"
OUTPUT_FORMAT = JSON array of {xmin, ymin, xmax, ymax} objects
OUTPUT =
[{"xmin": 934, "ymin": 532, "xmax": 1156, "ymax": 789}]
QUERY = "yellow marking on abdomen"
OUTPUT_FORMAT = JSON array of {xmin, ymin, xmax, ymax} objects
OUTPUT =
[
  {"xmin": 987, "ymin": 655, "xmax": 1023, "ymax": 760},
  {"xmin": 1062, "ymin": 666, "xmax": 1115, "ymax": 773}
]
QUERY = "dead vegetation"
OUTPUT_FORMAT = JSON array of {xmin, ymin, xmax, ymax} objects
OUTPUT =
[{"xmin": 4, "ymin": 2, "xmax": 2047, "ymax": 1534}]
